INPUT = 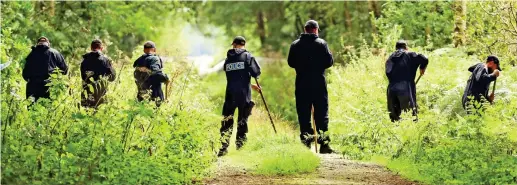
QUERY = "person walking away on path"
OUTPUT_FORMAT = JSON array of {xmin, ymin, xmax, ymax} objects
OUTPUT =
[
  {"xmin": 133, "ymin": 41, "xmax": 169, "ymax": 106},
  {"xmin": 218, "ymin": 36, "xmax": 262, "ymax": 157},
  {"xmin": 385, "ymin": 40, "xmax": 429, "ymax": 122},
  {"xmin": 462, "ymin": 55, "xmax": 501, "ymax": 113},
  {"xmin": 80, "ymin": 39, "xmax": 116, "ymax": 108},
  {"xmin": 288, "ymin": 20, "xmax": 334, "ymax": 153},
  {"xmin": 23, "ymin": 36, "xmax": 68, "ymax": 102}
]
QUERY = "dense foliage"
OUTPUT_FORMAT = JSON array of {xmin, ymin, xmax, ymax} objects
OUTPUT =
[
  {"xmin": 1, "ymin": 2, "xmax": 218, "ymax": 184},
  {"xmin": 1, "ymin": 59, "xmax": 220, "ymax": 184},
  {"xmin": 2, "ymin": 1, "xmax": 517, "ymax": 184}
]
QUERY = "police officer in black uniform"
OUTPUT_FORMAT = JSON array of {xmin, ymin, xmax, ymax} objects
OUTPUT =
[
  {"xmin": 23, "ymin": 36, "xmax": 68, "ymax": 101},
  {"xmin": 288, "ymin": 20, "xmax": 334, "ymax": 153},
  {"xmin": 218, "ymin": 36, "xmax": 261, "ymax": 157},
  {"xmin": 385, "ymin": 40, "xmax": 429, "ymax": 122},
  {"xmin": 80, "ymin": 39, "xmax": 116, "ymax": 108},
  {"xmin": 133, "ymin": 41, "xmax": 169, "ymax": 106},
  {"xmin": 462, "ymin": 55, "xmax": 501, "ymax": 112}
]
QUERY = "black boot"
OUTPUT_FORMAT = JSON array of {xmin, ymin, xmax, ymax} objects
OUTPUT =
[
  {"xmin": 236, "ymin": 137, "xmax": 247, "ymax": 150},
  {"xmin": 217, "ymin": 148, "xmax": 228, "ymax": 157},
  {"xmin": 319, "ymin": 144, "xmax": 335, "ymax": 154},
  {"xmin": 302, "ymin": 140, "xmax": 311, "ymax": 149}
]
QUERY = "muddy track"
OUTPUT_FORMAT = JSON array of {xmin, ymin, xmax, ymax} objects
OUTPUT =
[{"xmin": 204, "ymin": 154, "xmax": 419, "ymax": 185}]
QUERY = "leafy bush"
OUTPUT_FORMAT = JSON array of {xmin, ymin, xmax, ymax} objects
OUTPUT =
[
  {"xmin": 1, "ymin": 61, "xmax": 220, "ymax": 184},
  {"xmin": 327, "ymin": 47, "xmax": 517, "ymax": 184}
]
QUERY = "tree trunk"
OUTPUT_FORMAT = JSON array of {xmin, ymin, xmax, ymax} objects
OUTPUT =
[
  {"xmin": 368, "ymin": 1, "xmax": 379, "ymax": 34},
  {"xmin": 368, "ymin": 0, "xmax": 381, "ymax": 18},
  {"xmin": 256, "ymin": 10, "xmax": 266, "ymax": 47},
  {"xmin": 344, "ymin": 1, "xmax": 352, "ymax": 29},
  {"xmin": 49, "ymin": 0, "xmax": 55, "ymax": 17},
  {"xmin": 453, "ymin": 1, "xmax": 467, "ymax": 47}
]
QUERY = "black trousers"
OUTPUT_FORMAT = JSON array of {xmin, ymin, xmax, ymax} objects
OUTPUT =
[
  {"xmin": 295, "ymin": 89, "xmax": 330, "ymax": 144},
  {"xmin": 26, "ymin": 80, "xmax": 49, "ymax": 101},
  {"xmin": 387, "ymin": 90, "xmax": 416, "ymax": 122},
  {"xmin": 219, "ymin": 101, "xmax": 253, "ymax": 150},
  {"xmin": 136, "ymin": 81, "xmax": 164, "ymax": 106}
]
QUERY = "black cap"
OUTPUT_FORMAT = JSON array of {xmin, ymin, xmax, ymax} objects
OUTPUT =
[
  {"xmin": 395, "ymin": 40, "xmax": 407, "ymax": 50},
  {"xmin": 37, "ymin": 36, "xmax": 49, "ymax": 43},
  {"xmin": 304, "ymin": 20, "xmax": 319, "ymax": 30},
  {"xmin": 487, "ymin": 55, "xmax": 502, "ymax": 71},
  {"xmin": 144, "ymin": 41, "xmax": 156, "ymax": 49},
  {"xmin": 232, "ymin": 36, "xmax": 246, "ymax": 45}
]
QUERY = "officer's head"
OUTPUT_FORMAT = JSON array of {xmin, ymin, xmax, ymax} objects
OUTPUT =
[
  {"xmin": 91, "ymin": 39, "xmax": 103, "ymax": 51},
  {"xmin": 304, "ymin": 20, "xmax": 319, "ymax": 35},
  {"xmin": 232, "ymin": 36, "xmax": 246, "ymax": 49},
  {"xmin": 37, "ymin": 36, "xmax": 50, "ymax": 47},
  {"xmin": 486, "ymin": 55, "xmax": 502, "ymax": 71},
  {"xmin": 143, "ymin": 41, "xmax": 156, "ymax": 54},
  {"xmin": 395, "ymin": 40, "xmax": 408, "ymax": 50}
]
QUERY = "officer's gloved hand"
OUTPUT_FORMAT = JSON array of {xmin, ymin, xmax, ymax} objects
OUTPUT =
[{"xmin": 164, "ymin": 74, "xmax": 170, "ymax": 84}]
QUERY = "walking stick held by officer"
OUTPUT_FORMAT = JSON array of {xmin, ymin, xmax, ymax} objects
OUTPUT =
[{"xmin": 254, "ymin": 78, "xmax": 277, "ymax": 134}]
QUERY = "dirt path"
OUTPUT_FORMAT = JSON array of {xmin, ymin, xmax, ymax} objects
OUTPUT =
[{"xmin": 204, "ymin": 154, "xmax": 419, "ymax": 185}]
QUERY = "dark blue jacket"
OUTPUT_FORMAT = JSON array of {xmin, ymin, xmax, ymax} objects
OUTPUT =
[
  {"xmin": 224, "ymin": 48, "xmax": 261, "ymax": 106},
  {"xmin": 287, "ymin": 33, "xmax": 333, "ymax": 91},
  {"xmin": 81, "ymin": 51, "xmax": 116, "ymax": 83},
  {"xmin": 385, "ymin": 50, "xmax": 429, "ymax": 97},
  {"xmin": 462, "ymin": 63, "xmax": 497, "ymax": 108},
  {"xmin": 133, "ymin": 54, "xmax": 168, "ymax": 85},
  {"xmin": 23, "ymin": 45, "xmax": 68, "ymax": 82}
]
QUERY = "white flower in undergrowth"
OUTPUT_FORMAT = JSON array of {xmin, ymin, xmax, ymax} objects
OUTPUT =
[
  {"xmin": 28, "ymin": 96, "xmax": 35, "ymax": 103},
  {"xmin": 10, "ymin": 89, "xmax": 21, "ymax": 100}
]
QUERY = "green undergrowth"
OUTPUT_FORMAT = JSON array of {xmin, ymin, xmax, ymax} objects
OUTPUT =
[
  {"xmin": 1, "ymin": 58, "xmax": 220, "ymax": 184},
  {"xmin": 224, "ymin": 112, "xmax": 320, "ymax": 176},
  {"xmin": 247, "ymin": 47, "xmax": 517, "ymax": 184},
  {"xmin": 327, "ymin": 47, "xmax": 517, "ymax": 184}
]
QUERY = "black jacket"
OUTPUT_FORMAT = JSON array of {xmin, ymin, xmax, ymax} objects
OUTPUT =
[
  {"xmin": 385, "ymin": 50, "xmax": 429, "ymax": 96},
  {"xmin": 80, "ymin": 51, "xmax": 116, "ymax": 84},
  {"xmin": 287, "ymin": 33, "xmax": 333, "ymax": 89},
  {"xmin": 133, "ymin": 54, "xmax": 168, "ymax": 85},
  {"xmin": 23, "ymin": 45, "xmax": 68, "ymax": 82},
  {"xmin": 462, "ymin": 63, "xmax": 497, "ymax": 107},
  {"xmin": 224, "ymin": 48, "xmax": 261, "ymax": 105}
]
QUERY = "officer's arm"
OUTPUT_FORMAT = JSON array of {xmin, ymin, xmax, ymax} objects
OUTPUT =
[
  {"xmin": 149, "ymin": 57, "xmax": 168, "ymax": 82},
  {"xmin": 56, "ymin": 52, "xmax": 68, "ymax": 75},
  {"xmin": 22, "ymin": 56, "xmax": 31, "ymax": 82},
  {"xmin": 418, "ymin": 54, "xmax": 429, "ymax": 70},
  {"xmin": 80, "ymin": 60, "xmax": 88, "ymax": 82},
  {"xmin": 104, "ymin": 58, "xmax": 116, "ymax": 82},
  {"xmin": 468, "ymin": 64, "xmax": 477, "ymax": 72},
  {"xmin": 321, "ymin": 42, "xmax": 334, "ymax": 69},
  {"xmin": 249, "ymin": 56, "xmax": 261, "ymax": 78},
  {"xmin": 287, "ymin": 43, "xmax": 297, "ymax": 69},
  {"xmin": 481, "ymin": 71, "xmax": 497, "ymax": 82}
]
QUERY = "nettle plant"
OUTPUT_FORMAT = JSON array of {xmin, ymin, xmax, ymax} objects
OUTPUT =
[{"xmin": 2, "ymin": 66, "xmax": 219, "ymax": 184}]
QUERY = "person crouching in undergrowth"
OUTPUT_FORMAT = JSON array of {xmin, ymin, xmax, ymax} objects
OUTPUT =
[
  {"xmin": 133, "ymin": 41, "xmax": 169, "ymax": 107},
  {"xmin": 462, "ymin": 55, "xmax": 501, "ymax": 114},
  {"xmin": 218, "ymin": 36, "xmax": 262, "ymax": 157}
]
